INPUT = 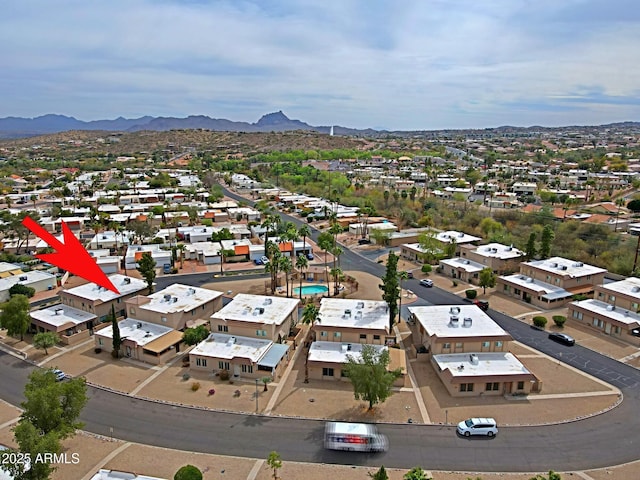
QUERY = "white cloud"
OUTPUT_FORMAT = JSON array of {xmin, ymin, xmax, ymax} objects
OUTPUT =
[{"xmin": 0, "ymin": 0, "xmax": 638, "ymax": 129}]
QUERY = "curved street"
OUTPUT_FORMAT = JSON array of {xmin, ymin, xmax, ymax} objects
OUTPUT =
[{"xmin": 1, "ymin": 188, "xmax": 640, "ymax": 472}]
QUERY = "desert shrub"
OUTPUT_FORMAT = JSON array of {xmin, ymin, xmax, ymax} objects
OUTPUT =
[
  {"xmin": 452, "ymin": 280, "xmax": 458, "ymax": 287},
  {"xmin": 552, "ymin": 315, "xmax": 567, "ymax": 328},
  {"xmin": 219, "ymin": 370, "xmax": 230, "ymax": 381},
  {"xmin": 182, "ymin": 373, "xmax": 190, "ymax": 381},
  {"xmin": 421, "ymin": 264, "xmax": 432, "ymax": 274},
  {"xmin": 533, "ymin": 316, "xmax": 548, "ymax": 328},
  {"xmin": 191, "ymin": 382, "xmax": 201, "ymax": 391},
  {"xmin": 465, "ymin": 289, "xmax": 477, "ymax": 299}
]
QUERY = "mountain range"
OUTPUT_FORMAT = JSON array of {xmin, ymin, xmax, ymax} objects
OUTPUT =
[{"xmin": 0, "ymin": 111, "xmax": 382, "ymax": 139}]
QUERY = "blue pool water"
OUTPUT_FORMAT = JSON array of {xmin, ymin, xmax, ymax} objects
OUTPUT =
[{"xmin": 293, "ymin": 285, "xmax": 329, "ymax": 295}]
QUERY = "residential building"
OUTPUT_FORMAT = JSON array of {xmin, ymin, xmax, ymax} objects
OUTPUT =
[
  {"xmin": 408, "ymin": 305, "xmax": 538, "ymax": 397},
  {"xmin": 496, "ymin": 257, "xmax": 607, "ymax": 309},
  {"xmin": 209, "ymin": 294, "xmax": 299, "ymax": 343},
  {"xmin": 306, "ymin": 341, "xmax": 405, "ymax": 385},
  {"xmin": 312, "ymin": 299, "xmax": 394, "ymax": 345},
  {"xmin": 438, "ymin": 257, "xmax": 484, "ymax": 283},
  {"xmin": 125, "ymin": 284, "xmax": 223, "ymax": 331},
  {"xmin": 459, "ymin": 243, "xmax": 525, "ymax": 274},
  {"xmin": 189, "ymin": 333, "xmax": 290, "ymax": 380},
  {"xmin": 435, "ymin": 231, "xmax": 482, "ymax": 255},
  {"xmin": 30, "ymin": 304, "xmax": 97, "ymax": 345},
  {"xmin": 124, "ymin": 244, "xmax": 172, "ymax": 270},
  {"xmin": 94, "ymin": 318, "xmax": 183, "ymax": 365},
  {"xmin": 568, "ymin": 277, "xmax": 640, "ymax": 346},
  {"xmin": 0, "ymin": 270, "xmax": 57, "ymax": 302},
  {"xmin": 60, "ymin": 274, "xmax": 148, "ymax": 323}
]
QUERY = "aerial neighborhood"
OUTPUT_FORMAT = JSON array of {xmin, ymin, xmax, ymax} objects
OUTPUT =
[{"xmin": 1, "ymin": 123, "xmax": 640, "ymax": 479}]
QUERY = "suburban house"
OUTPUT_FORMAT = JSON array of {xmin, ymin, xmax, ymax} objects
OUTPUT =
[
  {"xmin": 400, "ymin": 243, "xmax": 435, "ymax": 263},
  {"xmin": 311, "ymin": 298, "xmax": 394, "ymax": 345},
  {"xmin": 568, "ymin": 277, "xmax": 640, "ymax": 346},
  {"xmin": 59, "ymin": 274, "xmax": 148, "ymax": 323},
  {"xmin": 306, "ymin": 341, "xmax": 405, "ymax": 385},
  {"xmin": 124, "ymin": 244, "xmax": 172, "ymax": 270},
  {"xmin": 496, "ymin": 257, "xmax": 607, "ymax": 309},
  {"xmin": 94, "ymin": 318, "xmax": 183, "ymax": 364},
  {"xmin": 189, "ymin": 332, "xmax": 290, "ymax": 380},
  {"xmin": 435, "ymin": 231, "xmax": 482, "ymax": 255},
  {"xmin": 209, "ymin": 294, "xmax": 300, "ymax": 343},
  {"xmin": 408, "ymin": 305, "xmax": 539, "ymax": 397},
  {"xmin": 30, "ymin": 304, "xmax": 97, "ymax": 345},
  {"xmin": 459, "ymin": 243, "xmax": 526, "ymax": 274},
  {"xmin": 438, "ymin": 257, "xmax": 485, "ymax": 283},
  {"xmin": 0, "ymin": 270, "xmax": 57, "ymax": 302},
  {"xmin": 125, "ymin": 284, "xmax": 224, "ymax": 331}
]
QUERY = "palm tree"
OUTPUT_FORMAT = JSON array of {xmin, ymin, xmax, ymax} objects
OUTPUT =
[
  {"xmin": 295, "ymin": 255, "xmax": 309, "ymax": 300},
  {"xmin": 279, "ymin": 256, "xmax": 293, "ymax": 297},
  {"xmin": 301, "ymin": 303, "xmax": 320, "ymax": 383},
  {"xmin": 298, "ymin": 224, "xmax": 311, "ymax": 256},
  {"xmin": 330, "ymin": 266, "xmax": 344, "ymax": 296},
  {"xmin": 177, "ymin": 243, "xmax": 186, "ymax": 269}
]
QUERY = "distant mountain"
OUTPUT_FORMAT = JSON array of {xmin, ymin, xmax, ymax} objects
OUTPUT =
[{"xmin": 0, "ymin": 111, "xmax": 330, "ymax": 138}]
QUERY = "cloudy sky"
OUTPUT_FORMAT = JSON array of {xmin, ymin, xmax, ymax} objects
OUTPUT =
[{"xmin": 2, "ymin": 0, "xmax": 639, "ymax": 130}]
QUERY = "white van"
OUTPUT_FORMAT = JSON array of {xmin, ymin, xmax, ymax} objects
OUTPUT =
[
  {"xmin": 324, "ymin": 422, "xmax": 389, "ymax": 452},
  {"xmin": 456, "ymin": 417, "xmax": 498, "ymax": 437}
]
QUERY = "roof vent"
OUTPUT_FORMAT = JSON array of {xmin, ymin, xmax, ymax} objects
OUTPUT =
[
  {"xmin": 560, "ymin": 265, "xmax": 568, "ymax": 271},
  {"xmin": 464, "ymin": 260, "xmax": 470, "ymax": 264},
  {"xmin": 551, "ymin": 262, "xmax": 558, "ymax": 268},
  {"xmin": 54, "ymin": 308, "xmax": 63, "ymax": 315},
  {"xmin": 172, "ymin": 297, "xmax": 178, "ymax": 303},
  {"xmin": 458, "ymin": 232, "xmax": 464, "ymax": 237},
  {"xmin": 264, "ymin": 298, "xmax": 273, "ymax": 305},
  {"xmin": 632, "ymin": 286, "xmax": 640, "ymax": 293},
  {"xmin": 227, "ymin": 336, "xmax": 236, "ymax": 346},
  {"xmin": 344, "ymin": 309, "xmax": 352, "ymax": 317},
  {"xmin": 574, "ymin": 262, "xmax": 584, "ymax": 267},
  {"xmin": 355, "ymin": 311, "xmax": 362, "ymax": 319},
  {"xmin": 164, "ymin": 294, "xmax": 172, "ymax": 301},
  {"xmin": 491, "ymin": 248, "xmax": 498, "ymax": 253},
  {"xmin": 449, "ymin": 306, "xmax": 460, "ymax": 315},
  {"xmin": 469, "ymin": 354, "xmax": 479, "ymax": 365},
  {"xmin": 463, "ymin": 317, "xmax": 473, "ymax": 327},
  {"xmin": 527, "ymin": 277, "xmax": 534, "ymax": 283},
  {"xmin": 449, "ymin": 316, "xmax": 459, "ymax": 327},
  {"xmin": 137, "ymin": 322, "xmax": 142, "ymax": 328},
  {"xmin": 506, "ymin": 246, "xmax": 512, "ymax": 251},
  {"xmin": 188, "ymin": 287, "xmax": 196, "ymax": 295},
  {"xmin": 123, "ymin": 277, "xmax": 131, "ymax": 284},
  {"xmin": 356, "ymin": 301, "xmax": 364, "ymax": 309}
]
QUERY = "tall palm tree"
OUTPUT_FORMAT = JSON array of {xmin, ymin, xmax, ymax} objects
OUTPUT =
[
  {"xmin": 330, "ymin": 267, "xmax": 344, "ymax": 296},
  {"xmin": 279, "ymin": 256, "xmax": 293, "ymax": 297},
  {"xmin": 298, "ymin": 224, "xmax": 311, "ymax": 256},
  {"xmin": 301, "ymin": 303, "xmax": 320, "ymax": 384},
  {"xmin": 295, "ymin": 255, "xmax": 309, "ymax": 300},
  {"xmin": 177, "ymin": 243, "xmax": 186, "ymax": 268}
]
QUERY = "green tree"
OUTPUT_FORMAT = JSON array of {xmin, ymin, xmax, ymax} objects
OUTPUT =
[
  {"xmin": 444, "ymin": 237, "xmax": 457, "ymax": 259},
  {"xmin": 298, "ymin": 224, "xmax": 311, "ymax": 256},
  {"xmin": 174, "ymin": 464, "xmax": 203, "ymax": 480},
  {"xmin": 540, "ymin": 224, "xmax": 555, "ymax": 259},
  {"xmin": 0, "ymin": 294, "xmax": 30, "ymax": 341},
  {"xmin": 369, "ymin": 465, "xmax": 389, "ymax": 480},
  {"xmin": 404, "ymin": 466, "xmax": 431, "ymax": 480},
  {"xmin": 136, "ymin": 252, "xmax": 157, "ymax": 294},
  {"xmin": 529, "ymin": 471, "xmax": 562, "ymax": 480},
  {"xmin": 343, "ymin": 345, "xmax": 402, "ymax": 410},
  {"xmin": 627, "ymin": 199, "xmax": 640, "ymax": 213},
  {"xmin": 478, "ymin": 267, "xmax": 496, "ymax": 294},
  {"xmin": 9, "ymin": 283, "xmax": 36, "ymax": 298},
  {"xmin": 266, "ymin": 451, "xmax": 282, "ymax": 480},
  {"xmin": 301, "ymin": 303, "xmax": 320, "ymax": 326},
  {"xmin": 9, "ymin": 421, "xmax": 61, "ymax": 480},
  {"xmin": 110, "ymin": 304, "xmax": 121, "ymax": 359},
  {"xmin": 380, "ymin": 252, "xmax": 400, "ymax": 330},
  {"xmin": 525, "ymin": 232, "xmax": 537, "ymax": 260},
  {"xmin": 33, "ymin": 332, "xmax": 59, "ymax": 355},
  {"xmin": 182, "ymin": 325, "xmax": 210, "ymax": 346},
  {"xmin": 317, "ymin": 231, "xmax": 334, "ymax": 265}
]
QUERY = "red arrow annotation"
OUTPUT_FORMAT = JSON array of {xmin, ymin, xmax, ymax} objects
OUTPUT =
[{"xmin": 21, "ymin": 216, "xmax": 120, "ymax": 294}]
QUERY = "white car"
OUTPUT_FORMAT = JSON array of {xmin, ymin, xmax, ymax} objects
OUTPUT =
[
  {"xmin": 51, "ymin": 368, "xmax": 66, "ymax": 381},
  {"xmin": 419, "ymin": 279, "xmax": 433, "ymax": 287},
  {"xmin": 457, "ymin": 417, "xmax": 498, "ymax": 437}
]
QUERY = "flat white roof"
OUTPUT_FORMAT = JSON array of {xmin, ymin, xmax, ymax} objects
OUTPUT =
[
  {"xmin": 597, "ymin": 277, "xmax": 640, "ymax": 300},
  {"xmin": 436, "ymin": 231, "xmax": 482, "ymax": 244},
  {"xmin": 499, "ymin": 274, "xmax": 570, "ymax": 296},
  {"xmin": 98, "ymin": 318, "xmax": 174, "ymax": 346},
  {"xmin": 408, "ymin": 305, "xmax": 509, "ymax": 339},
  {"xmin": 433, "ymin": 352, "xmax": 532, "ymax": 377},
  {"xmin": 0, "ymin": 270, "xmax": 56, "ymax": 290},
  {"xmin": 318, "ymin": 298, "xmax": 389, "ymax": 331},
  {"xmin": 189, "ymin": 241, "xmax": 222, "ymax": 256},
  {"xmin": 30, "ymin": 304, "xmax": 96, "ymax": 327},
  {"xmin": 571, "ymin": 299, "xmax": 640, "ymax": 327},
  {"xmin": 211, "ymin": 293, "xmax": 299, "ymax": 326},
  {"xmin": 64, "ymin": 274, "xmax": 147, "ymax": 302},
  {"xmin": 90, "ymin": 469, "xmax": 165, "ymax": 480},
  {"xmin": 142, "ymin": 284, "xmax": 223, "ymax": 314},
  {"xmin": 524, "ymin": 256, "xmax": 607, "ymax": 277},
  {"xmin": 191, "ymin": 333, "xmax": 272, "ymax": 362},
  {"xmin": 307, "ymin": 341, "xmax": 387, "ymax": 364},
  {"xmin": 440, "ymin": 257, "xmax": 484, "ymax": 273},
  {"xmin": 0, "ymin": 262, "xmax": 20, "ymax": 274},
  {"xmin": 473, "ymin": 243, "xmax": 525, "ymax": 260}
]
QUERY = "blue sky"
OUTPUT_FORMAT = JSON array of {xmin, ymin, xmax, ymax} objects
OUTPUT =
[{"xmin": 1, "ymin": 0, "xmax": 639, "ymax": 130}]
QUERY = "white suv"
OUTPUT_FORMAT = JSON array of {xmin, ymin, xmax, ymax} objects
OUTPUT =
[{"xmin": 457, "ymin": 417, "xmax": 498, "ymax": 437}]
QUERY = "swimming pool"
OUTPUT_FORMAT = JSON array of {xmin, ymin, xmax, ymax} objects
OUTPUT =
[{"xmin": 293, "ymin": 285, "xmax": 329, "ymax": 295}]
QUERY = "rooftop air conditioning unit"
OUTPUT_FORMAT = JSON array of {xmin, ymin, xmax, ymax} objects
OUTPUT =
[
  {"xmin": 188, "ymin": 288, "xmax": 196, "ymax": 295},
  {"xmin": 227, "ymin": 337, "xmax": 236, "ymax": 346},
  {"xmin": 123, "ymin": 277, "xmax": 131, "ymax": 284},
  {"xmin": 19, "ymin": 276, "xmax": 27, "ymax": 281},
  {"xmin": 470, "ymin": 354, "xmax": 479, "ymax": 365},
  {"xmin": 137, "ymin": 322, "xmax": 142, "ymax": 328},
  {"xmin": 633, "ymin": 286, "xmax": 640, "ymax": 293},
  {"xmin": 449, "ymin": 316, "xmax": 459, "ymax": 326},
  {"xmin": 463, "ymin": 317, "xmax": 473, "ymax": 327},
  {"xmin": 258, "ymin": 307, "xmax": 265, "ymax": 314},
  {"xmin": 264, "ymin": 298, "xmax": 272, "ymax": 305},
  {"xmin": 606, "ymin": 305, "xmax": 615, "ymax": 311},
  {"xmin": 356, "ymin": 302, "xmax": 364, "ymax": 309},
  {"xmin": 527, "ymin": 277, "xmax": 534, "ymax": 283},
  {"xmin": 449, "ymin": 307, "xmax": 460, "ymax": 315},
  {"xmin": 54, "ymin": 308, "xmax": 63, "ymax": 315},
  {"xmin": 164, "ymin": 294, "xmax": 172, "ymax": 301},
  {"xmin": 561, "ymin": 265, "xmax": 568, "ymax": 270},
  {"xmin": 172, "ymin": 297, "xmax": 178, "ymax": 303},
  {"xmin": 551, "ymin": 262, "xmax": 558, "ymax": 268},
  {"xmin": 458, "ymin": 232, "xmax": 464, "ymax": 237}
]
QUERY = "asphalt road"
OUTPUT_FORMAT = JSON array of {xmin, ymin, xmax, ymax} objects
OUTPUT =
[{"xmin": 2, "ymin": 187, "xmax": 640, "ymax": 471}]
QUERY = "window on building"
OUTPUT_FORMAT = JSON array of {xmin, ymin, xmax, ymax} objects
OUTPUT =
[
  {"xmin": 334, "ymin": 332, "xmax": 341, "ymax": 338},
  {"xmin": 161, "ymin": 317, "xmax": 167, "ymax": 323},
  {"xmin": 485, "ymin": 382, "xmax": 499, "ymax": 391},
  {"xmin": 320, "ymin": 331, "xmax": 327, "ymax": 337},
  {"xmin": 482, "ymin": 341, "xmax": 490, "ymax": 348},
  {"xmin": 495, "ymin": 341, "xmax": 503, "ymax": 348},
  {"xmin": 116, "ymin": 298, "xmax": 121, "ymax": 303},
  {"xmin": 322, "ymin": 367, "xmax": 334, "ymax": 377},
  {"xmin": 129, "ymin": 307, "xmax": 135, "ymax": 315},
  {"xmin": 460, "ymin": 383, "xmax": 474, "ymax": 392},
  {"xmin": 442, "ymin": 342, "xmax": 451, "ymax": 349},
  {"xmin": 218, "ymin": 325, "xmax": 228, "ymax": 332},
  {"xmin": 632, "ymin": 302, "xmax": 639, "ymax": 311},
  {"xmin": 517, "ymin": 381, "xmax": 525, "ymax": 390},
  {"xmin": 241, "ymin": 364, "xmax": 253, "ymax": 373},
  {"xmin": 218, "ymin": 361, "xmax": 230, "ymax": 370},
  {"xmin": 593, "ymin": 318, "xmax": 604, "ymax": 328},
  {"xmin": 98, "ymin": 338, "xmax": 103, "ymax": 346},
  {"xmin": 359, "ymin": 334, "xmax": 367, "ymax": 340},
  {"xmin": 455, "ymin": 342, "xmax": 463, "ymax": 348},
  {"xmin": 373, "ymin": 335, "xmax": 380, "ymax": 340},
  {"xmin": 196, "ymin": 358, "xmax": 207, "ymax": 367},
  {"xmin": 609, "ymin": 295, "xmax": 616, "ymax": 302}
]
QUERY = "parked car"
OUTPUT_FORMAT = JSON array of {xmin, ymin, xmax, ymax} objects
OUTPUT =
[
  {"xmin": 457, "ymin": 417, "xmax": 498, "ymax": 437},
  {"xmin": 51, "ymin": 368, "xmax": 66, "ymax": 381},
  {"xmin": 306, "ymin": 253, "xmax": 314, "ymax": 260},
  {"xmin": 403, "ymin": 271, "xmax": 414, "ymax": 279},
  {"xmin": 260, "ymin": 256, "xmax": 269, "ymax": 264},
  {"xmin": 358, "ymin": 239, "xmax": 371, "ymax": 245},
  {"xmin": 253, "ymin": 258, "xmax": 263, "ymax": 266},
  {"xmin": 419, "ymin": 279, "xmax": 433, "ymax": 287},
  {"xmin": 474, "ymin": 300, "xmax": 489, "ymax": 311},
  {"xmin": 548, "ymin": 332, "xmax": 575, "ymax": 346}
]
